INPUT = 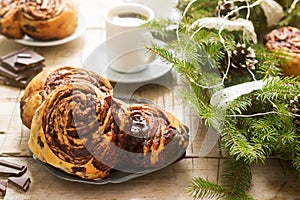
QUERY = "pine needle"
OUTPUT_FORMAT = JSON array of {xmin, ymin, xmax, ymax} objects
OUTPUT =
[{"xmin": 187, "ymin": 177, "xmax": 227, "ymax": 199}]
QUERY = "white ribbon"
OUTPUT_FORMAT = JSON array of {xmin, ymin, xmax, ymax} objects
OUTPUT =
[
  {"xmin": 199, "ymin": 80, "xmax": 266, "ymax": 157},
  {"xmin": 260, "ymin": 0, "xmax": 284, "ymax": 27},
  {"xmin": 191, "ymin": 17, "xmax": 257, "ymax": 44}
]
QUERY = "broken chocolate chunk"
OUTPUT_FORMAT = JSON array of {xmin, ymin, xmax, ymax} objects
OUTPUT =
[
  {"xmin": 0, "ymin": 64, "xmax": 43, "ymax": 81},
  {"xmin": 0, "ymin": 73, "xmax": 36, "ymax": 89},
  {"xmin": 8, "ymin": 176, "xmax": 31, "ymax": 192},
  {"xmin": 0, "ymin": 180, "xmax": 7, "ymax": 197},
  {"xmin": 0, "ymin": 48, "xmax": 45, "ymax": 88},
  {"xmin": 0, "ymin": 48, "xmax": 44, "ymax": 72},
  {"xmin": 0, "ymin": 159, "xmax": 26, "ymax": 171},
  {"xmin": 0, "ymin": 165, "xmax": 27, "ymax": 176}
]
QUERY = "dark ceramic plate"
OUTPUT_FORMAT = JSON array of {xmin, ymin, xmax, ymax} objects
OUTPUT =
[{"xmin": 33, "ymin": 151, "xmax": 185, "ymax": 185}]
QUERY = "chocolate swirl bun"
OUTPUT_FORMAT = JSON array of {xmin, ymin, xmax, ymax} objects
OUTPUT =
[
  {"xmin": 23, "ymin": 66, "xmax": 189, "ymax": 180},
  {"xmin": 110, "ymin": 100, "xmax": 189, "ymax": 172},
  {"xmin": 265, "ymin": 26, "xmax": 300, "ymax": 76},
  {"xmin": 20, "ymin": 66, "xmax": 113, "ymax": 129},
  {"xmin": 29, "ymin": 83, "xmax": 114, "ymax": 179},
  {"xmin": 0, "ymin": 0, "xmax": 24, "ymax": 39},
  {"xmin": 19, "ymin": 0, "xmax": 78, "ymax": 40}
]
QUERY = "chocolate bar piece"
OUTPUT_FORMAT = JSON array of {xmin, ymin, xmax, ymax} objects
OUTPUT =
[
  {"xmin": 0, "ymin": 69, "xmax": 39, "ymax": 89},
  {"xmin": 0, "ymin": 159, "xmax": 26, "ymax": 171},
  {"xmin": 8, "ymin": 177, "xmax": 31, "ymax": 192},
  {"xmin": 0, "ymin": 48, "xmax": 44, "ymax": 72},
  {"xmin": 0, "ymin": 180, "xmax": 7, "ymax": 197},
  {"xmin": 0, "ymin": 165, "xmax": 27, "ymax": 176},
  {"xmin": 0, "ymin": 75, "xmax": 28, "ymax": 88},
  {"xmin": 0, "ymin": 64, "xmax": 43, "ymax": 81}
]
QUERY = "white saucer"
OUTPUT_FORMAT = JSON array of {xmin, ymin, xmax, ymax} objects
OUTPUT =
[
  {"xmin": 82, "ymin": 41, "xmax": 172, "ymax": 83},
  {"xmin": 14, "ymin": 13, "xmax": 86, "ymax": 47}
]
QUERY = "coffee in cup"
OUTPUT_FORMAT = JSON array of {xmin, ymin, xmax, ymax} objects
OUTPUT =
[{"xmin": 104, "ymin": 3, "xmax": 155, "ymax": 73}]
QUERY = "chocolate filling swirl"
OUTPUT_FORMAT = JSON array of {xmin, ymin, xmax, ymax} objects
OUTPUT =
[
  {"xmin": 19, "ymin": 0, "xmax": 65, "ymax": 20},
  {"xmin": 109, "ymin": 100, "xmax": 189, "ymax": 171},
  {"xmin": 41, "ymin": 83, "xmax": 113, "ymax": 171},
  {"xmin": 44, "ymin": 66, "xmax": 113, "ymax": 95},
  {"xmin": 0, "ymin": 0, "xmax": 19, "ymax": 19},
  {"xmin": 27, "ymin": 67, "xmax": 189, "ymax": 179},
  {"xmin": 42, "ymin": 66, "xmax": 113, "ymax": 103}
]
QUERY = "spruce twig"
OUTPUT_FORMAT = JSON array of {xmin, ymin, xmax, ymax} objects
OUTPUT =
[
  {"xmin": 147, "ymin": 0, "xmax": 300, "ymax": 198},
  {"xmin": 187, "ymin": 177, "xmax": 227, "ymax": 199}
]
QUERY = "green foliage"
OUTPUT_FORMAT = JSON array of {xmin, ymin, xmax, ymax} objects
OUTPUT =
[
  {"xmin": 293, "ymin": 141, "xmax": 300, "ymax": 178},
  {"xmin": 187, "ymin": 158, "xmax": 254, "ymax": 200},
  {"xmin": 254, "ymin": 45, "xmax": 285, "ymax": 78},
  {"xmin": 222, "ymin": 77, "xmax": 300, "ymax": 163},
  {"xmin": 187, "ymin": 177, "xmax": 227, "ymax": 199},
  {"xmin": 177, "ymin": 0, "xmax": 216, "ymax": 23},
  {"xmin": 221, "ymin": 158, "xmax": 253, "ymax": 199},
  {"xmin": 147, "ymin": 0, "xmax": 300, "ymax": 199}
]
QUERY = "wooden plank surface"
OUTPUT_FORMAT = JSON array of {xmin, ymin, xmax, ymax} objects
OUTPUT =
[{"xmin": 0, "ymin": 0, "xmax": 299, "ymax": 199}]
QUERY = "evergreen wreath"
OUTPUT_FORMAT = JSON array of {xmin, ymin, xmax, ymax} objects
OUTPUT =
[{"xmin": 145, "ymin": 0, "xmax": 300, "ymax": 199}]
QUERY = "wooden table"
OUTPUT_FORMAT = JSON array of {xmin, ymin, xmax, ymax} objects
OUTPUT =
[{"xmin": 0, "ymin": 1, "xmax": 299, "ymax": 199}]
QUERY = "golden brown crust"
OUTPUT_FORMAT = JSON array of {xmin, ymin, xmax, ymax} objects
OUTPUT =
[
  {"xmin": 29, "ymin": 83, "xmax": 113, "ymax": 179},
  {"xmin": 109, "ymin": 99, "xmax": 189, "ymax": 171},
  {"xmin": 22, "ymin": 66, "xmax": 189, "ymax": 180},
  {"xmin": 19, "ymin": 0, "xmax": 78, "ymax": 40},
  {"xmin": 20, "ymin": 69, "xmax": 53, "ymax": 129},
  {"xmin": 20, "ymin": 66, "xmax": 113, "ymax": 129},
  {"xmin": 0, "ymin": 0, "xmax": 78, "ymax": 40},
  {"xmin": 0, "ymin": 0, "xmax": 24, "ymax": 39},
  {"xmin": 265, "ymin": 26, "xmax": 300, "ymax": 76}
]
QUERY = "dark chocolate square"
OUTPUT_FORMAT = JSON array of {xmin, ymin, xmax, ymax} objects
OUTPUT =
[
  {"xmin": 0, "ymin": 71, "xmax": 38, "ymax": 89},
  {"xmin": 8, "ymin": 176, "xmax": 31, "ymax": 192},
  {"xmin": 0, "ymin": 159, "xmax": 27, "ymax": 171},
  {"xmin": 0, "ymin": 48, "xmax": 44, "ymax": 72},
  {"xmin": 0, "ymin": 64, "xmax": 43, "ymax": 81}
]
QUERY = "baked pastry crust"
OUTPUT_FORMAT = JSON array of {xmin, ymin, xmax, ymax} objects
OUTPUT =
[
  {"xmin": 265, "ymin": 26, "xmax": 300, "ymax": 76},
  {"xmin": 20, "ymin": 69, "xmax": 51, "ymax": 128},
  {"xmin": 110, "ymin": 100, "xmax": 189, "ymax": 172},
  {"xmin": 29, "ymin": 83, "xmax": 113, "ymax": 179},
  {"xmin": 20, "ymin": 66, "xmax": 113, "ymax": 129},
  {"xmin": 19, "ymin": 0, "xmax": 78, "ymax": 40},
  {"xmin": 0, "ymin": 0, "xmax": 24, "ymax": 39},
  {"xmin": 22, "ymin": 66, "xmax": 189, "ymax": 180}
]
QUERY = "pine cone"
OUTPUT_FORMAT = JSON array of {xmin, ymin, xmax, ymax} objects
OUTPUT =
[
  {"xmin": 223, "ymin": 43, "xmax": 258, "ymax": 77},
  {"xmin": 215, "ymin": 0, "xmax": 239, "ymax": 20},
  {"xmin": 287, "ymin": 94, "xmax": 300, "ymax": 134}
]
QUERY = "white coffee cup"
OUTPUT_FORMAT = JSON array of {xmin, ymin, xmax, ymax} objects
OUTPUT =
[
  {"xmin": 104, "ymin": 3, "xmax": 155, "ymax": 73},
  {"xmin": 123, "ymin": 0, "xmax": 177, "ymax": 19}
]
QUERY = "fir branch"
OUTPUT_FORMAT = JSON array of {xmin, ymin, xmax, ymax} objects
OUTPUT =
[
  {"xmin": 256, "ymin": 77, "xmax": 300, "ymax": 103},
  {"xmin": 222, "ymin": 119, "xmax": 268, "ymax": 163},
  {"xmin": 177, "ymin": 0, "xmax": 216, "ymax": 23},
  {"xmin": 187, "ymin": 177, "xmax": 227, "ymax": 199},
  {"xmin": 144, "ymin": 19, "xmax": 178, "ymax": 42},
  {"xmin": 186, "ymin": 159, "xmax": 255, "ymax": 200},
  {"xmin": 254, "ymin": 45, "xmax": 284, "ymax": 78},
  {"xmin": 293, "ymin": 139, "xmax": 300, "ymax": 177},
  {"xmin": 164, "ymin": 0, "xmax": 300, "ymax": 198},
  {"xmin": 221, "ymin": 158, "xmax": 254, "ymax": 200},
  {"xmin": 226, "ymin": 94, "xmax": 253, "ymax": 116}
]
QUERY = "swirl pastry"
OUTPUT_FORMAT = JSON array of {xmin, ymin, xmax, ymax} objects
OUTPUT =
[
  {"xmin": 18, "ymin": 0, "xmax": 78, "ymax": 40},
  {"xmin": 20, "ymin": 66, "xmax": 113, "ymax": 129},
  {"xmin": 0, "ymin": 0, "xmax": 24, "ymax": 39},
  {"xmin": 110, "ymin": 100, "xmax": 189, "ymax": 172},
  {"xmin": 23, "ymin": 66, "xmax": 189, "ymax": 180},
  {"xmin": 264, "ymin": 26, "xmax": 300, "ymax": 76},
  {"xmin": 29, "ymin": 83, "xmax": 114, "ymax": 179}
]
